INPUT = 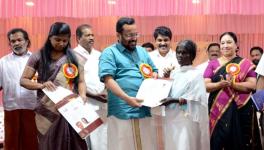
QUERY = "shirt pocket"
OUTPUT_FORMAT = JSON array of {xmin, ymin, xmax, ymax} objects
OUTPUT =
[{"xmin": 4, "ymin": 80, "xmax": 16, "ymax": 101}]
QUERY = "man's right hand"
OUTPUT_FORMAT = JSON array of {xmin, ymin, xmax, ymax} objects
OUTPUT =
[{"xmin": 126, "ymin": 96, "xmax": 143, "ymax": 107}]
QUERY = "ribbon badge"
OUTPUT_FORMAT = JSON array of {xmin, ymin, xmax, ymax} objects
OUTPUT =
[
  {"xmin": 226, "ymin": 63, "xmax": 240, "ymax": 83},
  {"xmin": 63, "ymin": 63, "xmax": 78, "ymax": 89},
  {"xmin": 139, "ymin": 63, "xmax": 153, "ymax": 78}
]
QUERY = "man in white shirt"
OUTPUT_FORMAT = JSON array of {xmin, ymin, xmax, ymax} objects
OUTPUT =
[
  {"xmin": 196, "ymin": 42, "xmax": 220, "ymax": 74},
  {"xmin": 0, "ymin": 28, "xmax": 37, "ymax": 150},
  {"xmin": 148, "ymin": 26, "xmax": 179, "ymax": 149},
  {"xmin": 149, "ymin": 26, "xmax": 179, "ymax": 77},
  {"xmin": 196, "ymin": 42, "xmax": 220, "ymax": 103},
  {"xmin": 74, "ymin": 24, "xmax": 107, "ymax": 150}
]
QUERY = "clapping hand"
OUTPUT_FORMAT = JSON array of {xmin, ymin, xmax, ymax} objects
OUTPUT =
[
  {"xmin": 163, "ymin": 65, "xmax": 175, "ymax": 78},
  {"xmin": 218, "ymin": 75, "xmax": 232, "ymax": 88}
]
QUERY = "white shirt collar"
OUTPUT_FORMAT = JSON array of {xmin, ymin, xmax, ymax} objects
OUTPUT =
[
  {"xmin": 76, "ymin": 44, "xmax": 94, "ymax": 55},
  {"xmin": 154, "ymin": 49, "xmax": 174, "ymax": 58},
  {"xmin": 179, "ymin": 65, "xmax": 193, "ymax": 71},
  {"xmin": 11, "ymin": 51, "xmax": 31, "ymax": 57}
]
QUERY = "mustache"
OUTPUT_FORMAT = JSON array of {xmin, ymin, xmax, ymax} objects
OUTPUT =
[
  {"xmin": 14, "ymin": 46, "xmax": 22, "ymax": 51},
  {"xmin": 211, "ymin": 54, "xmax": 218, "ymax": 56},
  {"xmin": 128, "ymin": 40, "xmax": 137, "ymax": 43},
  {"xmin": 158, "ymin": 45, "xmax": 167, "ymax": 48}
]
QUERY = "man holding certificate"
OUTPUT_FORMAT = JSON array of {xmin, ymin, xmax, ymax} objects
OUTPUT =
[{"xmin": 99, "ymin": 17, "xmax": 158, "ymax": 150}]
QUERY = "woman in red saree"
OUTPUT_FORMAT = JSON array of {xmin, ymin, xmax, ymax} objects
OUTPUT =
[
  {"xmin": 20, "ymin": 22, "xmax": 87, "ymax": 150},
  {"xmin": 204, "ymin": 32, "xmax": 261, "ymax": 150}
]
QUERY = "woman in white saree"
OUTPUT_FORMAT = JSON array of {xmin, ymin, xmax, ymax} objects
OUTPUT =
[{"xmin": 163, "ymin": 40, "xmax": 210, "ymax": 150}]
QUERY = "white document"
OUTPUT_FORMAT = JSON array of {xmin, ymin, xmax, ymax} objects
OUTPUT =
[
  {"xmin": 42, "ymin": 86, "xmax": 72, "ymax": 103},
  {"xmin": 136, "ymin": 78, "xmax": 173, "ymax": 107},
  {"xmin": 42, "ymin": 86, "xmax": 103, "ymax": 139}
]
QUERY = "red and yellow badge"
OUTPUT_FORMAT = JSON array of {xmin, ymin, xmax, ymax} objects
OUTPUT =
[
  {"xmin": 226, "ymin": 63, "xmax": 240, "ymax": 76},
  {"xmin": 63, "ymin": 63, "xmax": 78, "ymax": 79},
  {"xmin": 226, "ymin": 63, "xmax": 240, "ymax": 83},
  {"xmin": 139, "ymin": 63, "xmax": 153, "ymax": 78},
  {"xmin": 62, "ymin": 63, "xmax": 78, "ymax": 90}
]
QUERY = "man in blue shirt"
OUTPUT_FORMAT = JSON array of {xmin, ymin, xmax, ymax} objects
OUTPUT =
[{"xmin": 99, "ymin": 17, "xmax": 158, "ymax": 150}]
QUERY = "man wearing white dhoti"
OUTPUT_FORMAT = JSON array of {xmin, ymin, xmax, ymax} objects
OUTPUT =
[{"xmin": 99, "ymin": 17, "xmax": 159, "ymax": 150}]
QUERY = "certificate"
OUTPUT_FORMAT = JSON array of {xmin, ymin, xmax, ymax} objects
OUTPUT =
[
  {"xmin": 43, "ymin": 87, "xmax": 103, "ymax": 139},
  {"xmin": 136, "ymin": 78, "xmax": 173, "ymax": 107}
]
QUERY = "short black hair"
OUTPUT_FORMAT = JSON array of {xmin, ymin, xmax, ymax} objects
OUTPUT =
[
  {"xmin": 207, "ymin": 42, "xmax": 220, "ymax": 52},
  {"xmin": 220, "ymin": 32, "xmax": 238, "ymax": 44},
  {"xmin": 250, "ymin": 46, "xmax": 263, "ymax": 54},
  {"xmin": 116, "ymin": 17, "xmax": 135, "ymax": 33},
  {"xmin": 7, "ymin": 28, "xmax": 31, "ymax": 48},
  {"xmin": 176, "ymin": 40, "xmax": 197, "ymax": 62},
  {"xmin": 153, "ymin": 26, "xmax": 172, "ymax": 40},
  {"xmin": 142, "ymin": 42, "xmax": 154, "ymax": 51},
  {"xmin": 76, "ymin": 24, "xmax": 92, "ymax": 39}
]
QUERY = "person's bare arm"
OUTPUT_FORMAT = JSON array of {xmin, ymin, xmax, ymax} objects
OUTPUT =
[
  {"xmin": 20, "ymin": 66, "xmax": 56, "ymax": 91},
  {"xmin": 78, "ymin": 67, "xmax": 87, "ymax": 102},
  {"xmin": 232, "ymin": 77, "xmax": 256, "ymax": 92},
  {"xmin": 257, "ymin": 75, "xmax": 264, "ymax": 90},
  {"xmin": 204, "ymin": 78, "xmax": 231, "ymax": 92},
  {"xmin": 104, "ymin": 75, "xmax": 142, "ymax": 107}
]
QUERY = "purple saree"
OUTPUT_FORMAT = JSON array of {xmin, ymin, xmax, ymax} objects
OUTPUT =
[{"xmin": 204, "ymin": 56, "xmax": 261, "ymax": 150}]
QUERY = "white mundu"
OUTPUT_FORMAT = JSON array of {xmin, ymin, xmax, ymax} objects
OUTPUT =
[
  {"xmin": 149, "ymin": 49, "xmax": 179, "ymax": 77},
  {"xmin": 74, "ymin": 45, "xmax": 107, "ymax": 150},
  {"xmin": 107, "ymin": 116, "xmax": 158, "ymax": 150}
]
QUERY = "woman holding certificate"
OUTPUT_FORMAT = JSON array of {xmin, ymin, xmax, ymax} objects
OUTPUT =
[
  {"xmin": 163, "ymin": 40, "xmax": 210, "ymax": 150},
  {"xmin": 204, "ymin": 32, "xmax": 261, "ymax": 150},
  {"xmin": 20, "ymin": 22, "xmax": 87, "ymax": 150}
]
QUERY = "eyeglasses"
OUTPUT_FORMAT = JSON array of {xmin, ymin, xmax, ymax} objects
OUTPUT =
[{"xmin": 123, "ymin": 33, "xmax": 140, "ymax": 39}]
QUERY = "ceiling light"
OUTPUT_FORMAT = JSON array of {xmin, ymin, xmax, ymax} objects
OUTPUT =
[
  {"xmin": 25, "ymin": 1, "xmax": 34, "ymax": 6},
  {"xmin": 192, "ymin": 0, "xmax": 200, "ymax": 4},
  {"xmin": 108, "ymin": 0, "xmax": 116, "ymax": 5}
]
